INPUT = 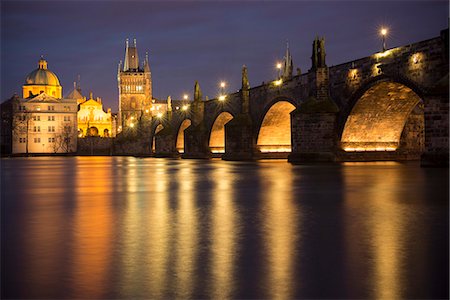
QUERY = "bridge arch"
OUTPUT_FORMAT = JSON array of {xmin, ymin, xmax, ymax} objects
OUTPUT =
[
  {"xmin": 176, "ymin": 119, "xmax": 191, "ymax": 153},
  {"xmin": 256, "ymin": 98, "xmax": 297, "ymax": 153},
  {"xmin": 209, "ymin": 111, "xmax": 234, "ymax": 153},
  {"xmin": 340, "ymin": 77, "xmax": 424, "ymax": 154},
  {"xmin": 151, "ymin": 123, "xmax": 164, "ymax": 152}
]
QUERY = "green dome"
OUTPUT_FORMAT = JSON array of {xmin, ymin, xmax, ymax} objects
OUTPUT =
[{"xmin": 24, "ymin": 58, "xmax": 61, "ymax": 86}]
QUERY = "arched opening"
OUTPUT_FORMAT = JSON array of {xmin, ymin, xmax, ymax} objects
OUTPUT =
[
  {"xmin": 152, "ymin": 124, "xmax": 164, "ymax": 152},
  {"xmin": 176, "ymin": 119, "xmax": 191, "ymax": 153},
  {"xmin": 209, "ymin": 112, "xmax": 233, "ymax": 153},
  {"xmin": 257, "ymin": 101, "xmax": 296, "ymax": 153},
  {"xmin": 88, "ymin": 127, "xmax": 99, "ymax": 136},
  {"xmin": 341, "ymin": 81, "xmax": 424, "ymax": 156}
]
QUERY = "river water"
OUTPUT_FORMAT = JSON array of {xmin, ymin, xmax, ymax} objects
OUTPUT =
[{"xmin": 1, "ymin": 157, "xmax": 448, "ymax": 299}]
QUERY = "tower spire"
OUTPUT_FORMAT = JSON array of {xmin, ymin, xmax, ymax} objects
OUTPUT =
[
  {"xmin": 283, "ymin": 40, "xmax": 293, "ymax": 79},
  {"xmin": 124, "ymin": 38, "xmax": 129, "ymax": 71}
]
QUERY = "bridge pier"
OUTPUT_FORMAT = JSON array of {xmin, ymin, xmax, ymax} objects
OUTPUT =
[
  {"xmin": 182, "ymin": 124, "xmax": 211, "ymax": 159},
  {"xmin": 154, "ymin": 126, "xmax": 179, "ymax": 158},
  {"xmin": 421, "ymin": 91, "xmax": 449, "ymax": 167},
  {"xmin": 222, "ymin": 114, "xmax": 256, "ymax": 161},
  {"xmin": 288, "ymin": 105, "xmax": 339, "ymax": 163}
]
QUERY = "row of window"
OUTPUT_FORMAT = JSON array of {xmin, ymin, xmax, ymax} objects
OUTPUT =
[
  {"xmin": 32, "ymin": 126, "xmax": 57, "ymax": 132},
  {"xmin": 19, "ymin": 137, "xmax": 58, "ymax": 143},
  {"xmin": 18, "ymin": 105, "xmax": 73, "ymax": 111},
  {"xmin": 18, "ymin": 115, "xmax": 67, "ymax": 122}
]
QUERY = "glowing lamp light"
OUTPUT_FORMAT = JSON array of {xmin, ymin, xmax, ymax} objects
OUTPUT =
[
  {"xmin": 183, "ymin": 94, "xmax": 189, "ymax": 100},
  {"xmin": 157, "ymin": 112, "xmax": 163, "ymax": 118},
  {"xmin": 145, "ymin": 109, "xmax": 149, "ymax": 113},
  {"xmin": 130, "ymin": 123, "xmax": 135, "ymax": 128},
  {"xmin": 380, "ymin": 28, "xmax": 388, "ymax": 36},
  {"xmin": 276, "ymin": 63, "xmax": 282, "ymax": 69},
  {"xmin": 182, "ymin": 105, "xmax": 189, "ymax": 111},
  {"xmin": 131, "ymin": 116, "xmax": 134, "ymax": 120},
  {"xmin": 220, "ymin": 81, "xmax": 226, "ymax": 88},
  {"xmin": 274, "ymin": 79, "xmax": 283, "ymax": 86},
  {"xmin": 218, "ymin": 95, "xmax": 226, "ymax": 101}
]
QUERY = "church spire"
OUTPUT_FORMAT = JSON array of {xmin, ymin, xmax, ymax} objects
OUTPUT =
[
  {"xmin": 123, "ymin": 38, "xmax": 139, "ymax": 71},
  {"xmin": 283, "ymin": 40, "xmax": 293, "ymax": 79}
]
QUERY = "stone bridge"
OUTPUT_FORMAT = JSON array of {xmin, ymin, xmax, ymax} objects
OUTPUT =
[{"xmin": 152, "ymin": 29, "xmax": 448, "ymax": 166}]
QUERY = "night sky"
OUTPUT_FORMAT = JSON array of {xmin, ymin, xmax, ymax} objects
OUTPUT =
[{"xmin": 1, "ymin": 1, "xmax": 448, "ymax": 111}]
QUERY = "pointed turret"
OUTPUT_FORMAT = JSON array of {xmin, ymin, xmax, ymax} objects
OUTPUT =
[
  {"xmin": 311, "ymin": 36, "xmax": 326, "ymax": 70},
  {"xmin": 242, "ymin": 65, "xmax": 250, "ymax": 91},
  {"xmin": 194, "ymin": 81, "xmax": 202, "ymax": 102},
  {"xmin": 241, "ymin": 65, "xmax": 250, "ymax": 114},
  {"xmin": 143, "ymin": 52, "xmax": 150, "ymax": 73},
  {"xmin": 283, "ymin": 41, "xmax": 293, "ymax": 79},
  {"xmin": 123, "ymin": 38, "xmax": 139, "ymax": 71}
]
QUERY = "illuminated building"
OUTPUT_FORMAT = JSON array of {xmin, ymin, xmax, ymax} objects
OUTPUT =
[
  {"xmin": 70, "ymin": 89, "xmax": 115, "ymax": 137},
  {"xmin": 117, "ymin": 38, "xmax": 152, "ymax": 128},
  {"xmin": 22, "ymin": 56, "xmax": 62, "ymax": 99},
  {"xmin": 2, "ymin": 57, "xmax": 78, "ymax": 154}
]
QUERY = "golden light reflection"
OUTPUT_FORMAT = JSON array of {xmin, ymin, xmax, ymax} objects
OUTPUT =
[
  {"xmin": 342, "ymin": 164, "xmax": 408, "ymax": 299},
  {"xmin": 146, "ymin": 160, "xmax": 171, "ymax": 297},
  {"xmin": 73, "ymin": 157, "xmax": 113, "ymax": 298},
  {"xmin": 22, "ymin": 161, "xmax": 71, "ymax": 295},
  {"xmin": 260, "ymin": 164, "xmax": 299, "ymax": 299},
  {"xmin": 173, "ymin": 162, "xmax": 198, "ymax": 298},
  {"xmin": 210, "ymin": 163, "xmax": 239, "ymax": 299},
  {"xmin": 257, "ymin": 101, "xmax": 295, "ymax": 153}
]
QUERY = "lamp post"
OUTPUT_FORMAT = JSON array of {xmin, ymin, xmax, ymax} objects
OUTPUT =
[
  {"xmin": 276, "ymin": 62, "xmax": 282, "ymax": 79},
  {"xmin": 219, "ymin": 82, "xmax": 226, "ymax": 101},
  {"xmin": 380, "ymin": 28, "xmax": 388, "ymax": 52}
]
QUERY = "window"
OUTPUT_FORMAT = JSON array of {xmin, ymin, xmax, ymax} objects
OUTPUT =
[
  {"xmin": 64, "ymin": 116, "xmax": 71, "ymax": 122},
  {"xmin": 33, "ymin": 126, "xmax": 40, "ymax": 132},
  {"xmin": 34, "ymin": 138, "xmax": 41, "ymax": 143},
  {"xmin": 48, "ymin": 106, "xmax": 55, "ymax": 111},
  {"xmin": 48, "ymin": 137, "xmax": 55, "ymax": 143},
  {"xmin": 33, "ymin": 115, "xmax": 40, "ymax": 121},
  {"xmin": 48, "ymin": 126, "xmax": 55, "ymax": 132},
  {"xmin": 19, "ymin": 138, "xmax": 26, "ymax": 143},
  {"xmin": 48, "ymin": 116, "xmax": 55, "ymax": 121}
]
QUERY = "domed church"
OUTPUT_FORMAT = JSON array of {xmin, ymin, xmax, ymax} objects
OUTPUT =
[
  {"xmin": 22, "ymin": 56, "xmax": 62, "ymax": 99},
  {"xmin": 0, "ymin": 56, "xmax": 78, "ymax": 154}
]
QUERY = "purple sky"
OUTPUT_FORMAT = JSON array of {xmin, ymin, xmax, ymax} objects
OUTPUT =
[{"xmin": 1, "ymin": 1, "xmax": 448, "ymax": 112}]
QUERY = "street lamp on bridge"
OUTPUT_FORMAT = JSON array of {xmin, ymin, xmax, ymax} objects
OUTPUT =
[{"xmin": 380, "ymin": 27, "xmax": 388, "ymax": 52}]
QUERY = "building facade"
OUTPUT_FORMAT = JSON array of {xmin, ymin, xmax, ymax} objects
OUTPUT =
[
  {"xmin": 2, "ymin": 57, "xmax": 78, "ymax": 154},
  {"xmin": 117, "ymin": 38, "xmax": 152, "ymax": 131},
  {"xmin": 77, "ymin": 92, "xmax": 115, "ymax": 137}
]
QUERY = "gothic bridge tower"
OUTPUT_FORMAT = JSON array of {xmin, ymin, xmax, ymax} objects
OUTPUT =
[{"xmin": 117, "ymin": 38, "xmax": 152, "ymax": 129}]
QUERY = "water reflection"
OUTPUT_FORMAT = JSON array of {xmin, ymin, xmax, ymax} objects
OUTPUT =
[
  {"xmin": 209, "ymin": 163, "xmax": 240, "ymax": 299},
  {"xmin": 1, "ymin": 158, "xmax": 448, "ymax": 299},
  {"xmin": 173, "ymin": 161, "xmax": 198, "ymax": 298},
  {"xmin": 72, "ymin": 157, "xmax": 112, "ymax": 299},
  {"xmin": 342, "ymin": 162, "xmax": 431, "ymax": 299},
  {"xmin": 259, "ymin": 164, "xmax": 300, "ymax": 299}
]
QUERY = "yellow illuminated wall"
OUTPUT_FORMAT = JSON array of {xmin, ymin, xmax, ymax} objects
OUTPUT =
[
  {"xmin": 77, "ymin": 97, "xmax": 113, "ymax": 137},
  {"xmin": 209, "ymin": 112, "xmax": 233, "ymax": 153},
  {"xmin": 257, "ymin": 101, "xmax": 295, "ymax": 152},
  {"xmin": 341, "ymin": 82, "xmax": 421, "ymax": 152},
  {"xmin": 176, "ymin": 119, "xmax": 191, "ymax": 153}
]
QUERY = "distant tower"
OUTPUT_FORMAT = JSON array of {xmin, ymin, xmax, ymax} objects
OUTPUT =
[
  {"xmin": 282, "ymin": 41, "xmax": 293, "ymax": 80},
  {"xmin": 117, "ymin": 38, "xmax": 152, "ymax": 129}
]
